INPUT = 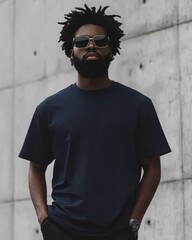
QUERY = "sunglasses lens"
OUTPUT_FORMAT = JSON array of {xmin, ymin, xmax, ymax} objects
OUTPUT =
[
  {"xmin": 73, "ymin": 35, "xmax": 109, "ymax": 48},
  {"xmin": 74, "ymin": 36, "xmax": 89, "ymax": 48},
  {"xmin": 94, "ymin": 36, "xmax": 109, "ymax": 47}
]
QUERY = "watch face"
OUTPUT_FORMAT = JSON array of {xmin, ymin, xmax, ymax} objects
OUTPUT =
[{"xmin": 129, "ymin": 219, "xmax": 140, "ymax": 231}]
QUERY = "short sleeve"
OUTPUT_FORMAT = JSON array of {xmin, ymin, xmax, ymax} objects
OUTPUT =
[
  {"xmin": 136, "ymin": 98, "xmax": 171, "ymax": 158},
  {"xmin": 18, "ymin": 102, "xmax": 54, "ymax": 165}
]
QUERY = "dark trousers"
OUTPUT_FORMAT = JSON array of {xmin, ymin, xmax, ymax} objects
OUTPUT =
[{"xmin": 41, "ymin": 217, "xmax": 138, "ymax": 240}]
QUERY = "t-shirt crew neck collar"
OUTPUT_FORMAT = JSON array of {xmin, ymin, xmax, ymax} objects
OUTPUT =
[{"xmin": 71, "ymin": 80, "xmax": 116, "ymax": 94}]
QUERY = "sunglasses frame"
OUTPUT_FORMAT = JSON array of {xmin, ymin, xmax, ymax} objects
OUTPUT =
[{"xmin": 73, "ymin": 35, "xmax": 110, "ymax": 49}]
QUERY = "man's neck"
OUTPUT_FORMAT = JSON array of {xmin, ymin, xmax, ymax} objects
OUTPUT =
[{"xmin": 76, "ymin": 73, "xmax": 112, "ymax": 91}]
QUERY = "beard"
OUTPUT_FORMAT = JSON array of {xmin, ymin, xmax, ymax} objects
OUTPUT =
[{"xmin": 73, "ymin": 52, "xmax": 111, "ymax": 79}]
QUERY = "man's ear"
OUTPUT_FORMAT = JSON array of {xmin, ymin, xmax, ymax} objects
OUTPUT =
[
  {"xmin": 109, "ymin": 49, "xmax": 114, "ymax": 61},
  {"xmin": 70, "ymin": 50, "xmax": 74, "ymax": 57},
  {"xmin": 70, "ymin": 50, "xmax": 74, "ymax": 66}
]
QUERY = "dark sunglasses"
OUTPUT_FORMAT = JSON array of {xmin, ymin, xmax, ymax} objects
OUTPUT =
[{"xmin": 73, "ymin": 35, "xmax": 110, "ymax": 49}]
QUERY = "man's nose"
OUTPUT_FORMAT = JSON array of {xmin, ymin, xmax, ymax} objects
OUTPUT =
[{"xmin": 86, "ymin": 39, "xmax": 96, "ymax": 49}]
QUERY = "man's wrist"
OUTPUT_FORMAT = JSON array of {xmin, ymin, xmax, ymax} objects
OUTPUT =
[{"xmin": 38, "ymin": 213, "xmax": 48, "ymax": 225}]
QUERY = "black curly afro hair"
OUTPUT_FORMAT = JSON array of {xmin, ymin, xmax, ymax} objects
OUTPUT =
[{"xmin": 58, "ymin": 4, "xmax": 125, "ymax": 58}]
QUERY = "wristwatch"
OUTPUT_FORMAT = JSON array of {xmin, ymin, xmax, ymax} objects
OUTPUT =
[{"xmin": 129, "ymin": 218, "xmax": 140, "ymax": 232}]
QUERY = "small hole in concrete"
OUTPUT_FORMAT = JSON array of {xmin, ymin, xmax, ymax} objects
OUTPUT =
[
  {"xmin": 143, "ymin": 0, "xmax": 146, "ymax": 3},
  {"xmin": 33, "ymin": 50, "xmax": 37, "ymax": 56},
  {"xmin": 147, "ymin": 220, "xmax": 151, "ymax": 225},
  {"xmin": 35, "ymin": 228, "xmax": 39, "ymax": 234},
  {"xmin": 139, "ymin": 63, "xmax": 143, "ymax": 69}
]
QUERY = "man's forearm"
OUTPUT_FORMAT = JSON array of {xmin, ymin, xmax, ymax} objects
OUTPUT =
[
  {"xmin": 28, "ymin": 162, "xmax": 48, "ymax": 224},
  {"xmin": 131, "ymin": 156, "xmax": 161, "ymax": 222}
]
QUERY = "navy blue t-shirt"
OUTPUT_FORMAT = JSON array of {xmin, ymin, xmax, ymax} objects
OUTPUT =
[{"xmin": 19, "ymin": 81, "xmax": 171, "ymax": 236}]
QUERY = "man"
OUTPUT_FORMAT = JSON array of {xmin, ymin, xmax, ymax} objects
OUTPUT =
[{"xmin": 19, "ymin": 5, "xmax": 171, "ymax": 240}]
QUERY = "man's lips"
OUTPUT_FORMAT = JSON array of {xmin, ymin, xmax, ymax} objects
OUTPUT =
[{"xmin": 84, "ymin": 52, "xmax": 101, "ymax": 60}]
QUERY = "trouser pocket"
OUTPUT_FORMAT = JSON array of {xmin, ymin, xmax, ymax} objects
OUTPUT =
[
  {"xmin": 40, "ymin": 217, "xmax": 52, "ymax": 240},
  {"xmin": 41, "ymin": 217, "xmax": 51, "ymax": 232},
  {"xmin": 131, "ymin": 231, "xmax": 138, "ymax": 240},
  {"xmin": 109, "ymin": 229, "xmax": 138, "ymax": 240},
  {"xmin": 40, "ymin": 217, "xmax": 74, "ymax": 240}
]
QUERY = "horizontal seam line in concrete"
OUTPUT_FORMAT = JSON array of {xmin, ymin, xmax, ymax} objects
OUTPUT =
[
  {"xmin": 122, "ymin": 19, "xmax": 192, "ymax": 41},
  {"xmin": 0, "ymin": 195, "xmax": 52, "ymax": 204},
  {"xmin": 0, "ymin": 86, "xmax": 13, "ymax": 92},
  {"xmin": 0, "ymin": 69, "xmax": 75, "ymax": 91},
  {"xmin": 0, "ymin": 199, "xmax": 16, "ymax": 204},
  {"xmin": 160, "ymin": 177, "xmax": 192, "ymax": 184}
]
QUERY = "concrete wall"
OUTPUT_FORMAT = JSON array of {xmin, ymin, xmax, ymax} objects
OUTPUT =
[{"xmin": 0, "ymin": 0, "xmax": 191, "ymax": 239}]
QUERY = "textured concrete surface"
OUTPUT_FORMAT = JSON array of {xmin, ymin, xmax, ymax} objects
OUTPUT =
[
  {"xmin": 140, "ymin": 181, "xmax": 184, "ymax": 240},
  {"xmin": 184, "ymin": 179, "xmax": 192, "ymax": 240},
  {"xmin": 0, "ymin": 203, "xmax": 13, "ymax": 240},
  {"xmin": 179, "ymin": 0, "xmax": 192, "ymax": 23},
  {"xmin": 0, "ymin": 89, "xmax": 13, "ymax": 202},
  {"xmin": 14, "ymin": 80, "xmax": 47, "ymax": 200},
  {"xmin": 15, "ymin": 0, "xmax": 46, "ymax": 84},
  {"xmin": 14, "ymin": 200, "xmax": 42, "ymax": 240},
  {"xmin": 179, "ymin": 22, "xmax": 192, "ymax": 179},
  {"xmin": 0, "ymin": 0, "xmax": 14, "ymax": 88},
  {"xmin": 0, "ymin": 0, "xmax": 191, "ymax": 239},
  {"xmin": 83, "ymin": 0, "xmax": 177, "ymax": 38}
]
